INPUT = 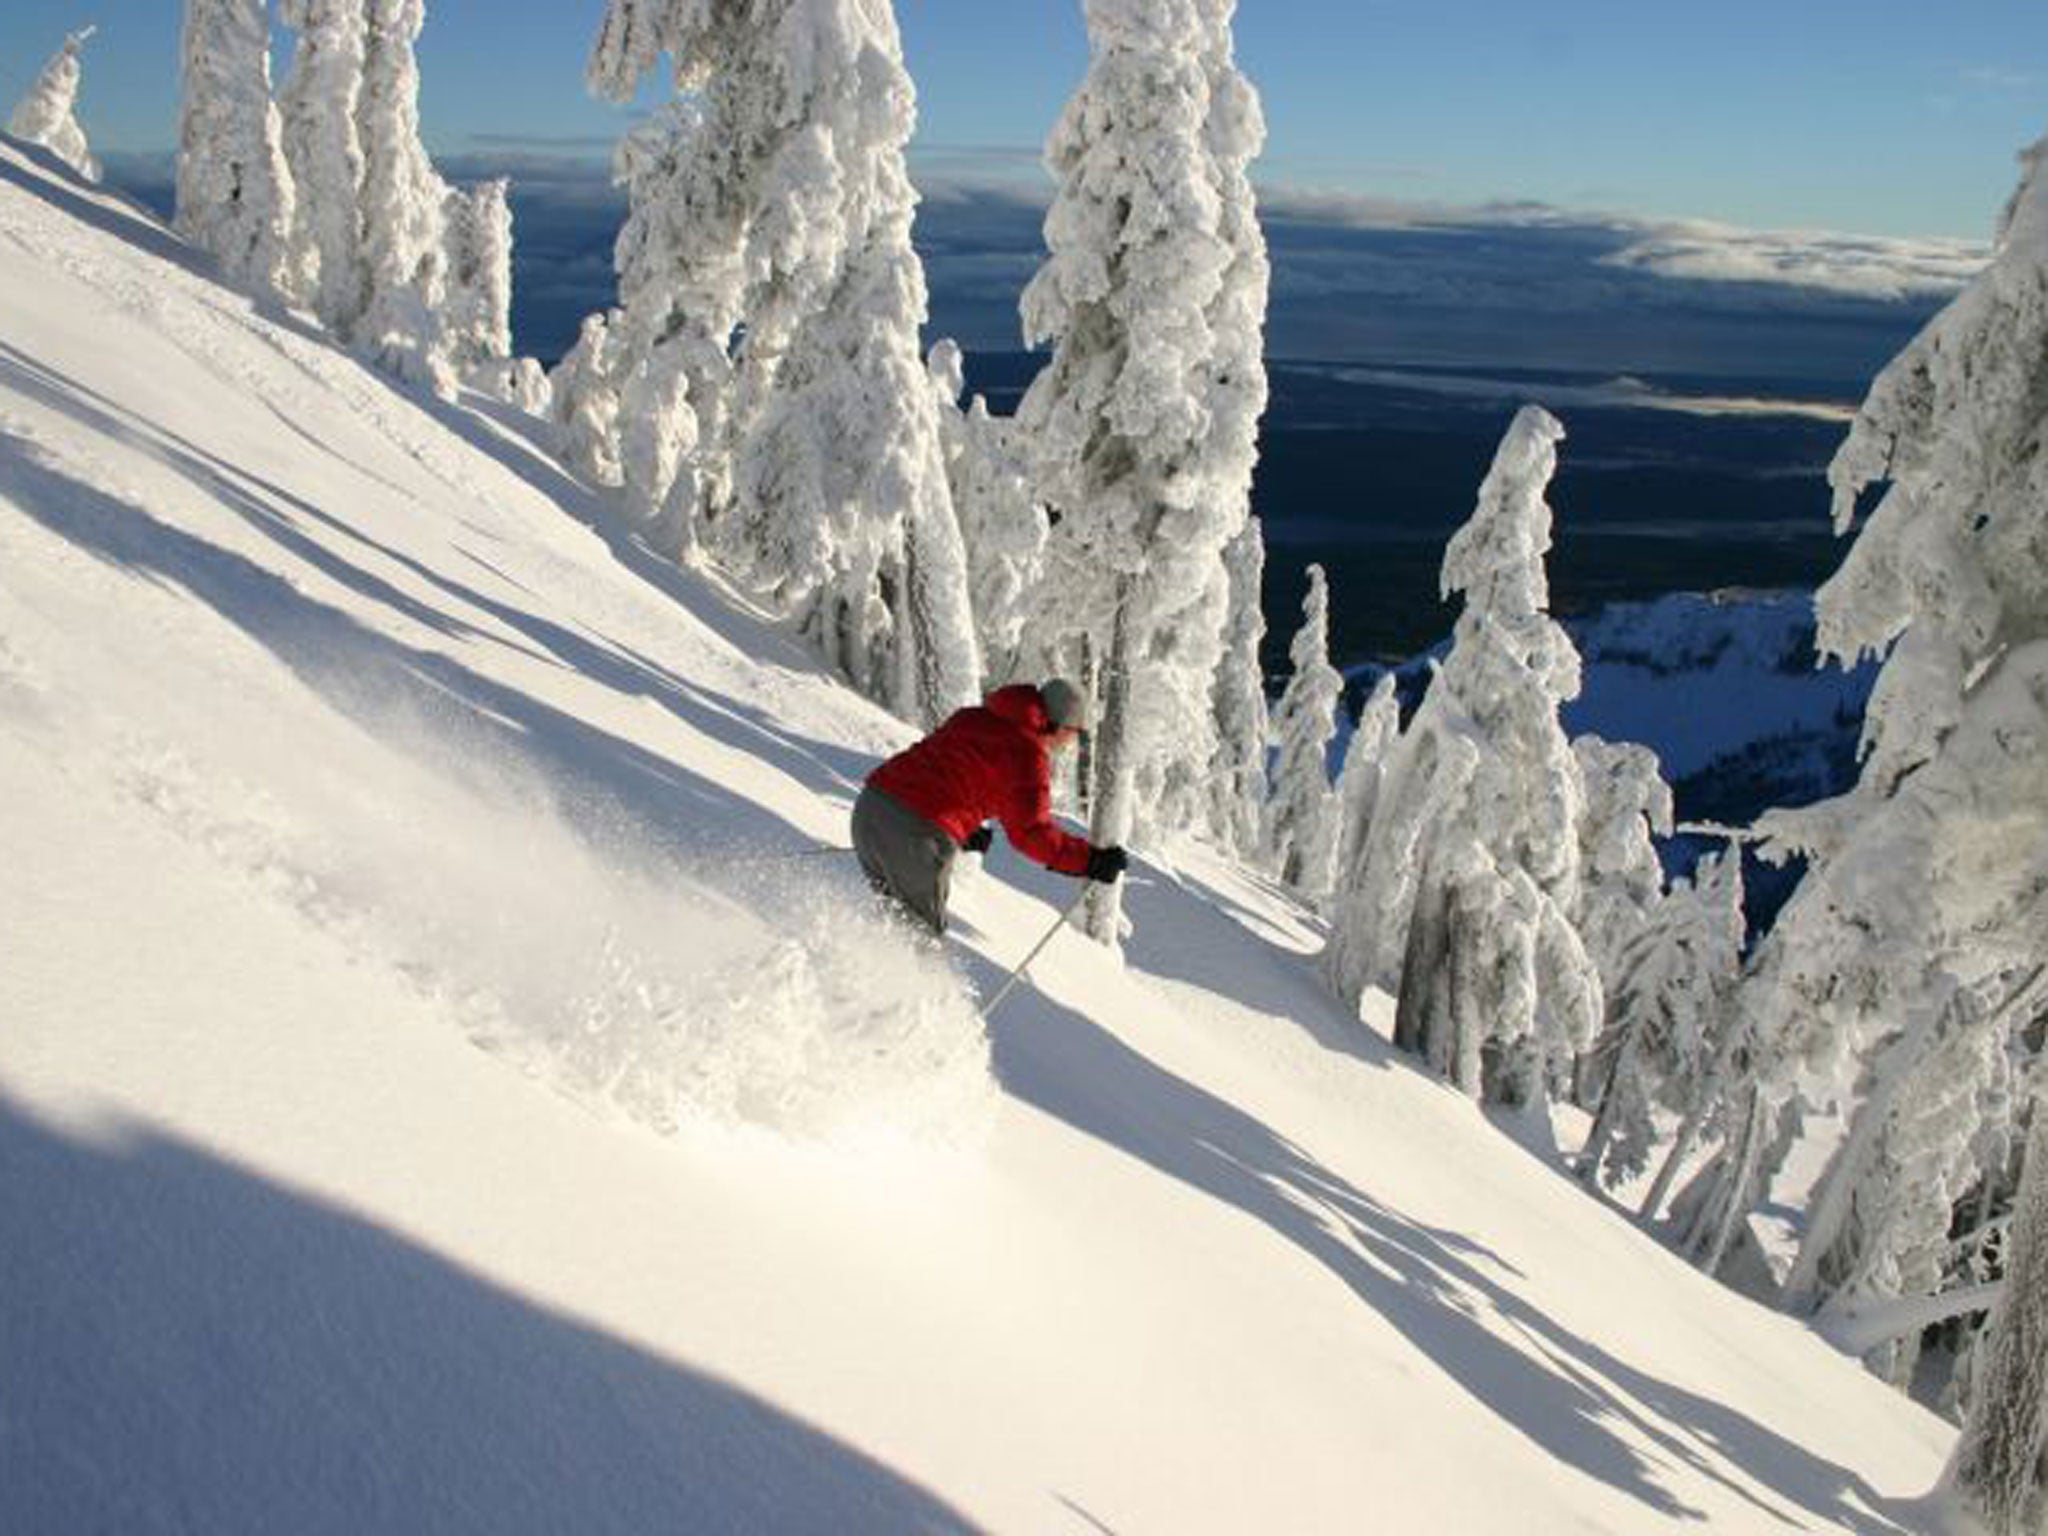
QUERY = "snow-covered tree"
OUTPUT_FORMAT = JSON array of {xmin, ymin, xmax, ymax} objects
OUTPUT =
[
  {"xmin": 1337, "ymin": 406, "xmax": 1600, "ymax": 1111},
  {"xmin": 595, "ymin": 98, "xmax": 718, "ymax": 553},
  {"xmin": 1016, "ymin": 0, "xmax": 1270, "ymax": 943},
  {"xmin": 353, "ymin": 0, "xmax": 453, "ymax": 395},
  {"xmin": 1266, "ymin": 563, "xmax": 1342, "ymax": 901},
  {"xmin": 279, "ymin": 0, "xmax": 368, "ymax": 332},
  {"xmin": 588, "ymin": 0, "xmax": 980, "ymax": 726},
  {"xmin": 1206, "ymin": 518, "xmax": 1269, "ymax": 860},
  {"xmin": 1570, "ymin": 735, "xmax": 1672, "ymax": 991},
  {"xmin": 548, "ymin": 310, "xmax": 625, "ymax": 488},
  {"xmin": 275, "ymin": 0, "xmax": 478, "ymax": 397},
  {"xmin": 1578, "ymin": 850, "xmax": 1744, "ymax": 1192},
  {"xmin": 930, "ymin": 339, "xmax": 1048, "ymax": 689},
  {"xmin": 9, "ymin": 28, "xmax": 101, "ymax": 183},
  {"xmin": 1321, "ymin": 670, "xmax": 1400, "ymax": 1001},
  {"xmin": 177, "ymin": 1, "xmax": 302, "ymax": 302},
  {"xmin": 1937, "ymin": 1077, "xmax": 2048, "ymax": 1536},
  {"xmin": 1747, "ymin": 134, "xmax": 2048, "ymax": 1117},
  {"xmin": 1692, "ymin": 132, "xmax": 2048, "ymax": 1331},
  {"xmin": 439, "ymin": 176, "xmax": 513, "ymax": 375},
  {"xmin": 1792, "ymin": 971, "xmax": 2046, "ymax": 1393}
]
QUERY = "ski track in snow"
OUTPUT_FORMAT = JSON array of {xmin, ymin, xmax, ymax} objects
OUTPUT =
[{"xmin": 0, "ymin": 174, "xmax": 992, "ymax": 1152}]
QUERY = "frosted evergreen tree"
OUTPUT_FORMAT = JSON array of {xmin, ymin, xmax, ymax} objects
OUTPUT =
[
  {"xmin": 548, "ymin": 311, "xmax": 625, "ymax": 488},
  {"xmin": 1017, "ymin": 0, "xmax": 1270, "ymax": 943},
  {"xmin": 176, "ymin": 1, "xmax": 302, "ymax": 302},
  {"xmin": 588, "ymin": 0, "xmax": 980, "ymax": 726},
  {"xmin": 279, "ymin": 0, "xmax": 367, "ymax": 332},
  {"xmin": 1571, "ymin": 731, "xmax": 1674, "ymax": 1121},
  {"xmin": 930, "ymin": 339, "xmax": 1047, "ymax": 689},
  {"xmin": 1206, "ymin": 519, "xmax": 1269, "ymax": 860},
  {"xmin": 1340, "ymin": 406, "xmax": 1600, "ymax": 1111},
  {"xmin": 1266, "ymin": 564, "xmax": 1342, "ymax": 901},
  {"xmin": 591, "ymin": 99, "xmax": 717, "ymax": 552},
  {"xmin": 1321, "ymin": 670, "xmax": 1400, "ymax": 1003},
  {"xmin": 9, "ymin": 28, "xmax": 101, "ymax": 183},
  {"xmin": 1578, "ymin": 850, "xmax": 1744, "ymax": 1192},
  {"xmin": 1570, "ymin": 735, "xmax": 1671, "ymax": 993},
  {"xmin": 1938, "ymin": 1087, "xmax": 2048, "ymax": 1536},
  {"xmin": 439, "ymin": 177, "xmax": 513, "ymax": 376},
  {"xmin": 1714, "ymin": 132, "xmax": 2048, "ymax": 1330},
  {"xmin": 1795, "ymin": 971, "xmax": 2047, "ymax": 1392},
  {"xmin": 354, "ymin": 0, "xmax": 453, "ymax": 395}
]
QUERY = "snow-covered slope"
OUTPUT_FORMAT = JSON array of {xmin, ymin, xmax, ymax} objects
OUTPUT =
[{"xmin": 0, "ymin": 137, "xmax": 1952, "ymax": 1534}]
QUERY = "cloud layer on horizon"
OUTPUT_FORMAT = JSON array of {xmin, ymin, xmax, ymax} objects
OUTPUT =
[{"xmin": 98, "ymin": 145, "xmax": 1983, "ymax": 383}]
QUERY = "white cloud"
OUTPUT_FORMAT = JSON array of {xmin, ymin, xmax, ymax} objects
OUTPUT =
[
  {"xmin": 1248, "ymin": 179, "xmax": 1989, "ymax": 303},
  {"xmin": 1599, "ymin": 223, "xmax": 1986, "ymax": 302}
]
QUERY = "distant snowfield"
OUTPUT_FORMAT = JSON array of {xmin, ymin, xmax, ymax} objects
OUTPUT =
[{"xmin": 0, "ymin": 139, "xmax": 1953, "ymax": 1533}]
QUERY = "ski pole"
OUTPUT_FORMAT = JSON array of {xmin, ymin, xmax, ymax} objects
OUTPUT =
[{"xmin": 979, "ymin": 884, "xmax": 1092, "ymax": 1022}]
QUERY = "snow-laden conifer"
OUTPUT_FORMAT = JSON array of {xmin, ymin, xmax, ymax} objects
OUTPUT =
[
  {"xmin": 1017, "ymin": 0, "xmax": 1270, "ymax": 941},
  {"xmin": 1206, "ymin": 519, "xmax": 1269, "ymax": 859},
  {"xmin": 1941, "ymin": 1088, "xmax": 2048, "ymax": 1535},
  {"xmin": 354, "ymin": 0, "xmax": 453, "ymax": 395},
  {"xmin": 9, "ymin": 28, "xmax": 101, "ymax": 184},
  {"xmin": 549, "ymin": 311, "xmax": 625, "ymax": 488},
  {"xmin": 1321, "ymin": 671, "xmax": 1401, "ymax": 1002},
  {"xmin": 594, "ymin": 99, "xmax": 719, "ymax": 552},
  {"xmin": 1753, "ymin": 132, "xmax": 2048, "ymax": 1097},
  {"xmin": 1577, "ymin": 850, "xmax": 1743, "ymax": 1192},
  {"xmin": 931, "ymin": 340, "xmax": 1047, "ymax": 689},
  {"xmin": 1339, "ymin": 406, "xmax": 1599, "ymax": 1110},
  {"xmin": 1571, "ymin": 735, "xmax": 1672, "ymax": 1007},
  {"xmin": 177, "ymin": 1, "xmax": 302, "ymax": 302},
  {"xmin": 1796, "ymin": 971, "xmax": 2047, "ymax": 1392},
  {"xmin": 439, "ymin": 177, "xmax": 513, "ymax": 376},
  {"xmin": 588, "ymin": 0, "xmax": 980, "ymax": 726},
  {"xmin": 1266, "ymin": 564, "xmax": 1342, "ymax": 901},
  {"xmin": 279, "ymin": 0, "xmax": 368, "ymax": 332},
  {"xmin": 1720, "ymin": 136, "xmax": 2048, "ymax": 1353}
]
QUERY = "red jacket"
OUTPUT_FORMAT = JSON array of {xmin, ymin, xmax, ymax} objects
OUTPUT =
[{"xmin": 867, "ymin": 685, "xmax": 1094, "ymax": 876}]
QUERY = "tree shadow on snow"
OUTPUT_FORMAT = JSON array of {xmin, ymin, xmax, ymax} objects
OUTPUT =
[
  {"xmin": 0, "ymin": 1092, "xmax": 975, "ymax": 1535},
  {"xmin": 0, "ymin": 347, "xmax": 883, "ymax": 879},
  {"xmin": 976, "ymin": 971, "xmax": 1914, "ymax": 1534},
  {"xmin": 0, "ymin": 141, "xmax": 890, "ymax": 802},
  {"xmin": 0, "ymin": 415, "xmax": 825, "ymax": 887}
]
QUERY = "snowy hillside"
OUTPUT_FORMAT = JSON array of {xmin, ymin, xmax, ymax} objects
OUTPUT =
[
  {"xmin": 1567, "ymin": 590, "xmax": 1873, "ymax": 784},
  {"xmin": 0, "ymin": 137, "xmax": 1955, "ymax": 1533}
]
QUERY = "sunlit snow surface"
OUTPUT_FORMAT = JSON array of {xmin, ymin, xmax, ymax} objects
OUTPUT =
[{"xmin": 0, "ymin": 138, "xmax": 1957, "ymax": 1534}]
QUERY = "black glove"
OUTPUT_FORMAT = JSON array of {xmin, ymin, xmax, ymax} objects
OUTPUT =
[
  {"xmin": 1083, "ymin": 845, "xmax": 1128, "ymax": 884},
  {"xmin": 962, "ymin": 825, "xmax": 994, "ymax": 854}
]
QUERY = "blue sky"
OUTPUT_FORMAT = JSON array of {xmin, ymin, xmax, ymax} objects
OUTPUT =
[{"xmin": 3, "ymin": 1, "xmax": 2042, "ymax": 239}]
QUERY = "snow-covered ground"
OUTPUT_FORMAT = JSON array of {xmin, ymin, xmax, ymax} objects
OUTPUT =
[{"xmin": 0, "ymin": 137, "xmax": 1954, "ymax": 1533}]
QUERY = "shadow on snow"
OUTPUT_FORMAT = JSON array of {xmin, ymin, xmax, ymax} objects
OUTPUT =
[
  {"xmin": 0, "ymin": 1092, "xmax": 974, "ymax": 1534},
  {"xmin": 972, "ymin": 942, "xmax": 1912, "ymax": 1535}
]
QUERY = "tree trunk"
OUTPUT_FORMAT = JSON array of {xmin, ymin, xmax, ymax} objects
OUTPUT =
[
  {"xmin": 1942, "ymin": 1107, "xmax": 2048, "ymax": 1535},
  {"xmin": 1392, "ymin": 854, "xmax": 1446, "ymax": 1063},
  {"xmin": 1784, "ymin": 999, "xmax": 1947, "ymax": 1311},
  {"xmin": 1082, "ymin": 584, "xmax": 1137, "ymax": 947},
  {"xmin": 1578, "ymin": 1027, "xmax": 1641, "ymax": 1187},
  {"xmin": 1642, "ymin": 1009, "xmax": 1744, "ymax": 1221},
  {"xmin": 1698, "ymin": 1088, "xmax": 1765, "ymax": 1275}
]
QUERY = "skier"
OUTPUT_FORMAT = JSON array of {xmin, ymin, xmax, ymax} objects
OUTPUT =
[{"xmin": 852, "ymin": 679, "xmax": 1128, "ymax": 934}]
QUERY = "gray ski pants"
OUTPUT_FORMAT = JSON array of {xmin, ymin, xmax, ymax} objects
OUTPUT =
[{"xmin": 851, "ymin": 784, "xmax": 955, "ymax": 935}]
